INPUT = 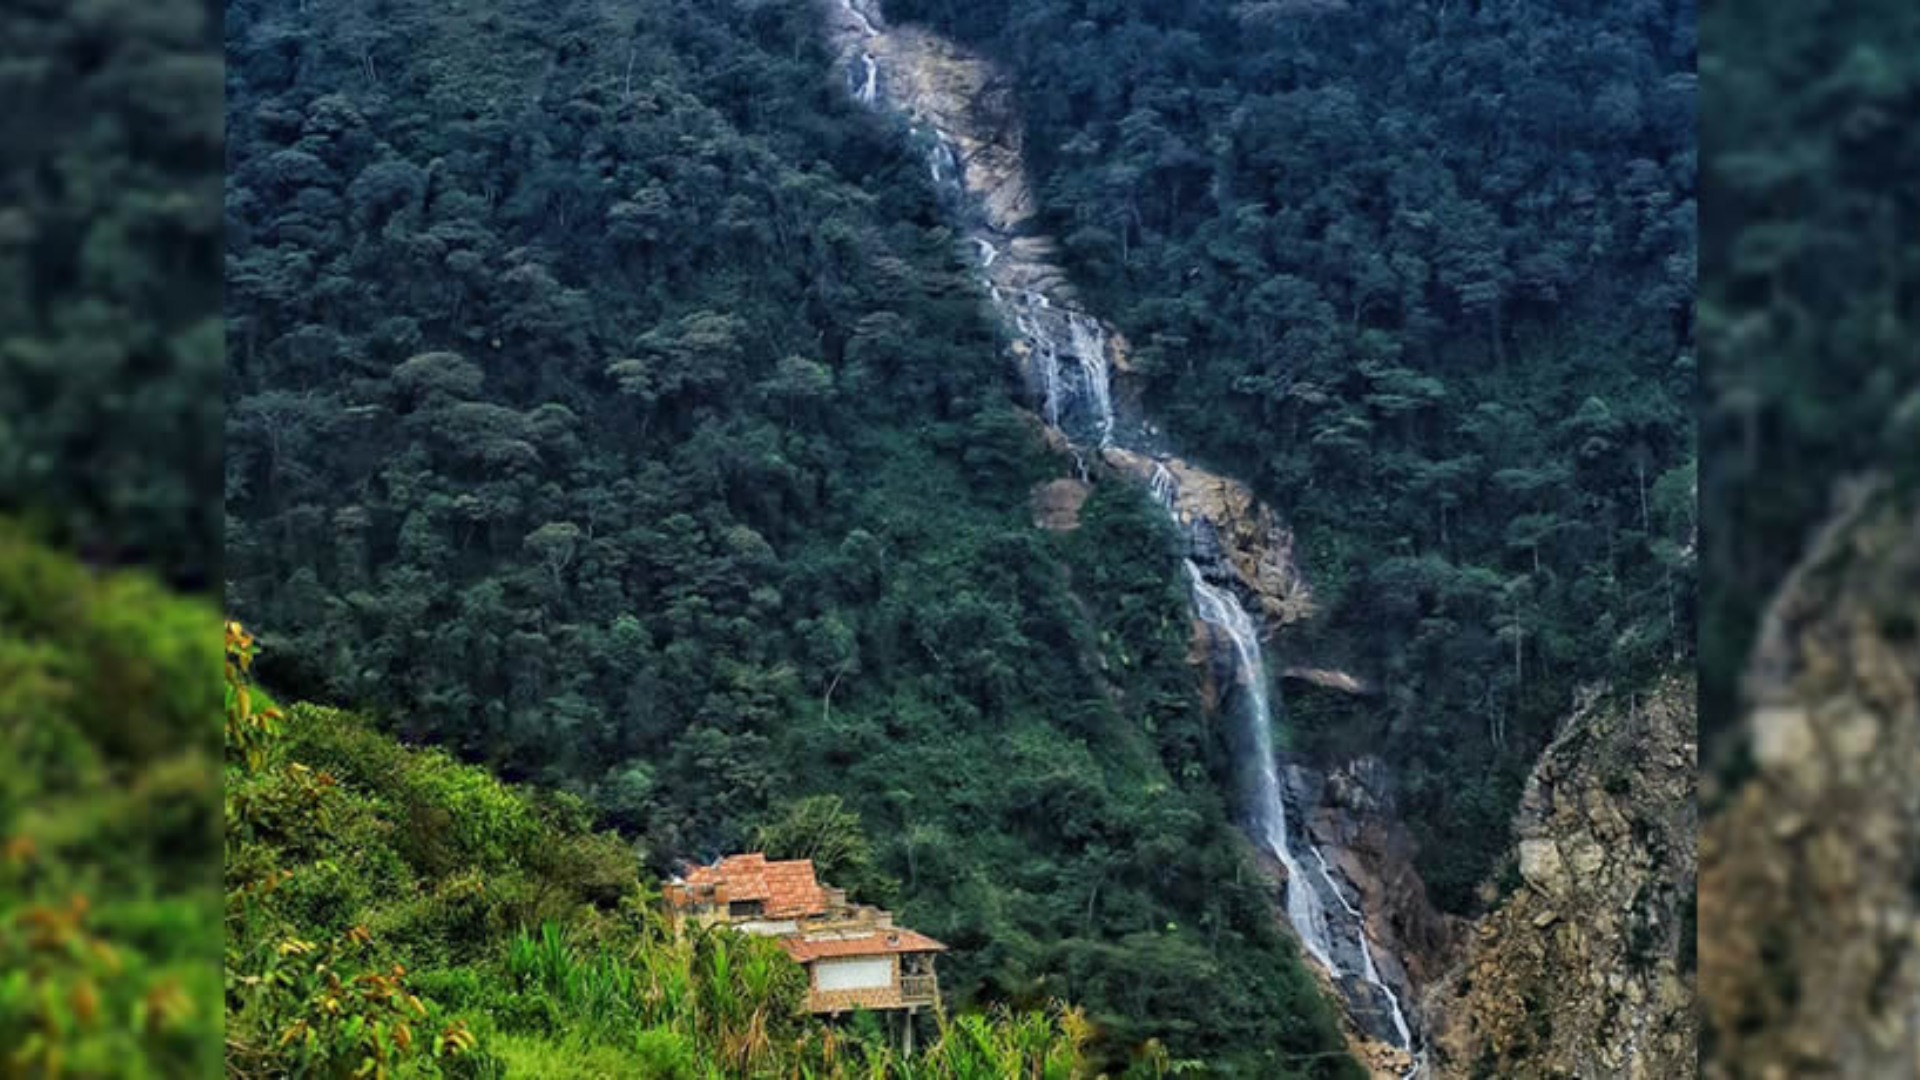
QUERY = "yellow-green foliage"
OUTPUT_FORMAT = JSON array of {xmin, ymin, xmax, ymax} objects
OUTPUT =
[
  {"xmin": 0, "ymin": 528, "xmax": 222, "ymax": 1077},
  {"xmin": 224, "ymin": 624, "xmax": 1093, "ymax": 1077}
]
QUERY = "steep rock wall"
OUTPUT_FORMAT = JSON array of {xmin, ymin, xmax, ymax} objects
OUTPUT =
[
  {"xmin": 1427, "ymin": 673, "xmax": 1697, "ymax": 1078},
  {"xmin": 1700, "ymin": 477, "xmax": 1920, "ymax": 1078}
]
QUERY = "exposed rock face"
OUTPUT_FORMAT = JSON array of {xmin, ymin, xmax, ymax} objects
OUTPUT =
[
  {"xmin": 836, "ymin": 7, "xmax": 1079, "ymax": 304},
  {"xmin": 1700, "ymin": 477, "xmax": 1920, "ymax": 1079},
  {"xmin": 1287, "ymin": 757, "xmax": 1454, "ymax": 1078},
  {"xmin": 1283, "ymin": 666, "xmax": 1374, "ymax": 695},
  {"xmin": 1246, "ymin": 837, "xmax": 1418, "ymax": 1080},
  {"xmin": 1426, "ymin": 673, "xmax": 1697, "ymax": 1079},
  {"xmin": 1303, "ymin": 758, "xmax": 1457, "ymax": 993},
  {"xmin": 1029, "ymin": 478, "xmax": 1089, "ymax": 531},
  {"xmin": 1103, "ymin": 447, "xmax": 1317, "ymax": 627},
  {"xmin": 864, "ymin": 26, "xmax": 1037, "ymax": 243}
]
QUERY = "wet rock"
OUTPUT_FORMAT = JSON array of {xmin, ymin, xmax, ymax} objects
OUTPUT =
[
  {"xmin": 1297, "ymin": 758, "xmax": 1457, "ymax": 995},
  {"xmin": 1102, "ymin": 447, "xmax": 1316, "ymax": 625},
  {"xmin": 1285, "ymin": 757, "xmax": 1455, "ymax": 1076}
]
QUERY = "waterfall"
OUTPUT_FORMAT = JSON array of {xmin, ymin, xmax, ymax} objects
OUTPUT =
[
  {"xmin": 1184, "ymin": 561, "xmax": 1341, "ymax": 976},
  {"xmin": 1067, "ymin": 313, "xmax": 1113, "ymax": 447},
  {"xmin": 823, "ymin": 3, "xmax": 1420, "ymax": 1069},
  {"xmin": 839, "ymin": 0, "xmax": 879, "ymax": 38},
  {"xmin": 1312, "ymin": 848, "xmax": 1416, "ymax": 1051},
  {"xmin": 1018, "ymin": 304, "xmax": 1111, "ymax": 448},
  {"xmin": 1158, "ymin": 468, "xmax": 1420, "ymax": 1068},
  {"xmin": 1040, "ymin": 336, "xmax": 1063, "ymax": 428}
]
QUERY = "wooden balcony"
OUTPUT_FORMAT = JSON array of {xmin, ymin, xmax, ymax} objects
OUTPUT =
[{"xmin": 899, "ymin": 974, "xmax": 939, "ymax": 1006}]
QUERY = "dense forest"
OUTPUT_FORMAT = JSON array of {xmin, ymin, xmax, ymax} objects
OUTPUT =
[
  {"xmin": 0, "ymin": 0, "xmax": 223, "ymax": 585},
  {"xmin": 1699, "ymin": 0, "xmax": 1920, "ymax": 746},
  {"xmin": 883, "ymin": 0, "xmax": 1698, "ymax": 907},
  {"xmin": 223, "ymin": 0, "xmax": 1356, "ymax": 1071}
]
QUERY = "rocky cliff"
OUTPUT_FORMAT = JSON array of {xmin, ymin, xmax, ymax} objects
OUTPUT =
[
  {"xmin": 1298, "ymin": 758, "xmax": 1457, "ymax": 992},
  {"xmin": 1103, "ymin": 447, "xmax": 1318, "ymax": 627},
  {"xmin": 1700, "ymin": 476, "xmax": 1920, "ymax": 1078},
  {"xmin": 1287, "ymin": 759, "xmax": 1454, "ymax": 1078},
  {"xmin": 1424, "ymin": 672, "xmax": 1697, "ymax": 1078}
]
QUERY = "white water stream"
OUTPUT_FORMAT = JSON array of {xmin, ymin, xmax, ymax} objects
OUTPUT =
[
  {"xmin": 1186, "ymin": 558, "xmax": 1340, "ymax": 975},
  {"xmin": 830, "ymin": 0, "xmax": 1418, "ymax": 1069}
]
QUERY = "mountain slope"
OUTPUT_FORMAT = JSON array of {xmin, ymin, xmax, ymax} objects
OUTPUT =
[
  {"xmin": 223, "ymin": 0, "xmax": 1356, "ymax": 1071},
  {"xmin": 879, "ymin": 0, "xmax": 1697, "ymax": 914}
]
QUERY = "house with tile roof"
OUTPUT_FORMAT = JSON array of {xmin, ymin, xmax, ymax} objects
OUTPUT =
[{"xmin": 666, "ymin": 853, "xmax": 945, "ymax": 1016}]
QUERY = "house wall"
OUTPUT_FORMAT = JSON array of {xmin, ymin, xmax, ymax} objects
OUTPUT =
[{"xmin": 814, "ymin": 956, "xmax": 894, "ymax": 991}]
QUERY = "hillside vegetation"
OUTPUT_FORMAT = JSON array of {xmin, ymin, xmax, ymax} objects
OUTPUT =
[
  {"xmin": 882, "ymin": 0, "xmax": 1697, "ymax": 911},
  {"xmin": 225, "ymin": 621, "xmax": 1095, "ymax": 1078},
  {"xmin": 0, "ymin": 534, "xmax": 1090, "ymax": 1078},
  {"xmin": 223, "ymin": 0, "xmax": 1358, "ymax": 1071},
  {"xmin": 0, "ymin": 529, "xmax": 221, "ymax": 1076}
]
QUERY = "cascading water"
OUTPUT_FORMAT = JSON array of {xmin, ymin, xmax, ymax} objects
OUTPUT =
[
  {"xmin": 1067, "ymin": 314, "xmax": 1114, "ymax": 447},
  {"xmin": 1011, "ymin": 294, "xmax": 1113, "ymax": 449},
  {"xmin": 1184, "ymin": 559, "xmax": 1340, "ymax": 975},
  {"xmin": 1313, "ymin": 848, "xmax": 1415, "ymax": 1051},
  {"xmin": 1165, "ymin": 469, "xmax": 1420, "ymax": 1072},
  {"xmin": 838, "ymin": 0, "xmax": 878, "ymax": 37},
  {"xmin": 826, "ymin": 1, "xmax": 1419, "ymax": 1070}
]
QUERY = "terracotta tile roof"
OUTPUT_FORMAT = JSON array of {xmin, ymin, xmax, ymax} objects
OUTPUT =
[
  {"xmin": 780, "ymin": 929, "xmax": 947, "ymax": 963},
  {"xmin": 675, "ymin": 853, "xmax": 827, "ymax": 918}
]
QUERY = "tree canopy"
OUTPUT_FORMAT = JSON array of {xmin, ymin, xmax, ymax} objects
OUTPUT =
[
  {"xmin": 885, "ymin": 0, "xmax": 1697, "ymax": 909},
  {"xmin": 0, "ymin": 0, "xmax": 222, "ymax": 584},
  {"xmin": 224, "ymin": 0, "xmax": 1358, "ymax": 1071}
]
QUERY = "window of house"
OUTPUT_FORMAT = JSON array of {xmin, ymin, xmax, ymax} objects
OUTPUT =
[{"xmin": 729, "ymin": 900, "xmax": 765, "ymax": 918}]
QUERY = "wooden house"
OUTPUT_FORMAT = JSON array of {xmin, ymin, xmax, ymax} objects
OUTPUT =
[{"xmin": 666, "ymin": 853, "xmax": 945, "ymax": 1016}]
